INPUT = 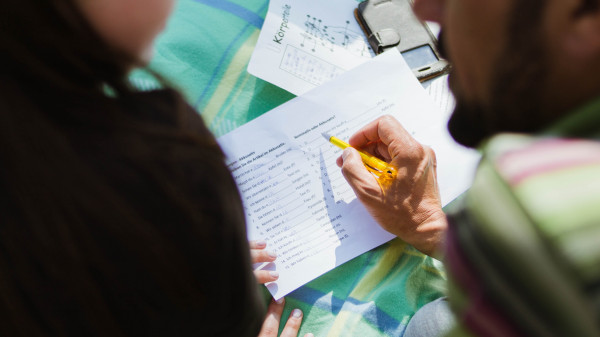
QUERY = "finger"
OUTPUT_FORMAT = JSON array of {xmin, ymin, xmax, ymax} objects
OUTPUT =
[
  {"xmin": 251, "ymin": 249, "xmax": 277, "ymax": 264},
  {"xmin": 279, "ymin": 308, "xmax": 304, "ymax": 337},
  {"xmin": 377, "ymin": 117, "xmax": 426, "ymax": 161},
  {"xmin": 377, "ymin": 115, "xmax": 416, "ymax": 146},
  {"xmin": 425, "ymin": 145, "xmax": 437, "ymax": 170},
  {"xmin": 340, "ymin": 148, "xmax": 381, "ymax": 199},
  {"xmin": 353, "ymin": 141, "xmax": 391, "ymax": 162},
  {"xmin": 347, "ymin": 117, "xmax": 386, "ymax": 146},
  {"xmin": 257, "ymin": 298, "xmax": 285, "ymax": 337},
  {"xmin": 249, "ymin": 240, "xmax": 267, "ymax": 250},
  {"xmin": 254, "ymin": 269, "xmax": 280, "ymax": 284},
  {"xmin": 349, "ymin": 115, "xmax": 420, "ymax": 160},
  {"xmin": 336, "ymin": 154, "xmax": 343, "ymax": 168},
  {"xmin": 424, "ymin": 145, "xmax": 441, "ymax": 199},
  {"xmin": 348, "ymin": 115, "xmax": 404, "ymax": 146}
]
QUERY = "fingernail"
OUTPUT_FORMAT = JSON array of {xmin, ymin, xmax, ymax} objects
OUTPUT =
[
  {"xmin": 276, "ymin": 298, "xmax": 284, "ymax": 304},
  {"xmin": 255, "ymin": 240, "xmax": 267, "ymax": 248},
  {"xmin": 269, "ymin": 271, "xmax": 279, "ymax": 279},
  {"xmin": 292, "ymin": 309, "xmax": 302, "ymax": 318},
  {"xmin": 342, "ymin": 148, "xmax": 352, "ymax": 160},
  {"xmin": 267, "ymin": 250, "xmax": 277, "ymax": 259}
]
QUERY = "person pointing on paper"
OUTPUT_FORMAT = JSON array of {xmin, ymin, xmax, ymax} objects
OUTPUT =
[{"xmin": 338, "ymin": 0, "xmax": 600, "ymax": 336}]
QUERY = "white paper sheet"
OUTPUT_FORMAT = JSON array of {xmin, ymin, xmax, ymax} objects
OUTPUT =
[
  {"xmin": 425, "ymin": 74, "xmax": 456, "ymax": 116},
  {"xmin": 248, "ymin": 0, "xmax": 374, "ymax": 96},
  {"xmin": 219, "ymin": 50, "xmax": 480, "ymax": 300}
]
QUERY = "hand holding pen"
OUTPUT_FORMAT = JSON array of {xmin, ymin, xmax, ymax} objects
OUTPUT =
[
  {"xmin": 323, "ymin": 132, "xmax": 397, "ymax": 180},
  {"xmin": 328, "ymin": 115, "xmax": 447, "ymax": 257}
]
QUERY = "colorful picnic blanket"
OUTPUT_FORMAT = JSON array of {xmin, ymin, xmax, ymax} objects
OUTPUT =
[{"xmin": 130, "ymin": 0, "xmax": 446, "ymax": 336}]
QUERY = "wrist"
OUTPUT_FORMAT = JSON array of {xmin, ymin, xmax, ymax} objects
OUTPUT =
[{"xmin": 406, "ymin": 209, "xmax": 448, "ymax": 258}]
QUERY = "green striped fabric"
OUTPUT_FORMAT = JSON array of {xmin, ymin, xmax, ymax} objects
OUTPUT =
[
  {"xmin": 130, "ymin": 0, "xmax": 447, "ymax": 336},
  {"xmin": 131, "ymin": 0, "xmax": 295, "ymax": 137},
  {"xmin": 446, "ymin": 97, "xmax": 600, "ymax": 336}
]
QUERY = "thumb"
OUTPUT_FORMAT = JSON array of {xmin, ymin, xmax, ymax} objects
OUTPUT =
[{"xmin": 340, "ymin": 148, "xmax": 378, "ymax": 192}]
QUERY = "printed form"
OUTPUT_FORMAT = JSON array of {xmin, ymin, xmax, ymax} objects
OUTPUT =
[
  {"xmin": 248, "ymin": 0, "xmax": 374, "ymax": 96},
  {"xmin": 219, "ymin": 50, "xmax": 480, "ymax": 300}
]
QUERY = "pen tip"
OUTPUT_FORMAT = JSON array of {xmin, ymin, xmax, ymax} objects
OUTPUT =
[{"xmin": 321, "ymin": 132, "xmax": 331, "ymax": 140}]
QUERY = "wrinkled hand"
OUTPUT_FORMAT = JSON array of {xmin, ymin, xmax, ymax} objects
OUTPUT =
[
  {"xmin": 258, "ymin": 298, "xmax": 313, "ymax": 337},
  {"xmin": 250, "ymin": 240, "xmax": 279, "ymax": 284},
  {"xmin": 336, "ymin": 115, "xmax": 447, "ymax": 257}
]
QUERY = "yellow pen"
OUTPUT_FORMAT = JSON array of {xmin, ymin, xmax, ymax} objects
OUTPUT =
[{"xmin": 322, "ymin": 132, "xmax": 396, "ymax": 177}]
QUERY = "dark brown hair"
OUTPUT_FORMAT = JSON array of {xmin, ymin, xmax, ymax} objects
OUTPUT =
[{"xmin": 0, "ymin": 0, "xmax": 263, "ymax": 335}]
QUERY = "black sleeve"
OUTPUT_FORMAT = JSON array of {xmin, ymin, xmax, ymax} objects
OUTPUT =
[{"xmin": 68, "ymin": 90, "xmax": 265, "ymax": 336}]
